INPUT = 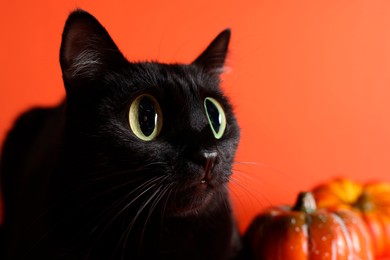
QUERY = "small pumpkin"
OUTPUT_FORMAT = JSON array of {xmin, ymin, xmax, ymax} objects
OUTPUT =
[
  {"xmin": 312, "ymin": 179, "xmax": 390, "ymax": 258},
  {"xmin": 245, "ymin": 192, "xmax": 373, "ymax": 260}
]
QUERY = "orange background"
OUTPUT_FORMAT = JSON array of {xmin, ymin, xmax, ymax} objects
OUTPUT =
[{"xmin": 1, "ymin": 1, "xmax": 390, "ymax": 232}]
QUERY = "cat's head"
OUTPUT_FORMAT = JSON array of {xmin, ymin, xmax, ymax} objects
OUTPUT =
[{"xmin": 60, "ymin": 10, "xmax": 240, "ymax": 216}]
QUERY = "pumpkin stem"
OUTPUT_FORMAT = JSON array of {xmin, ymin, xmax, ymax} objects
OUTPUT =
[
  {"xmin": 353, "ymin": 191, "xmax": 374, "ymax": 212},
  {"xmin": 292, "ymin": 192, "xmax": 317, "ymax": 213}
]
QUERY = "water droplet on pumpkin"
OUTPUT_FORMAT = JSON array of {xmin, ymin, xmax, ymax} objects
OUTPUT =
[
  {"xmin": 318, "ymin": 214, "xmax": 327, "ymax": 223},
  {"xmin": 315, "ymin": 250, "xmax": 320, "ymax": 255},
  {"xmin": 321, "ymin": 236, "xmax": 327, "ymax": 241},
  {"xmin": 291, "ymin": 218, "xmax": 296, "ymax": 225},
  {"xmin": 295, "ymin": 227, "xmax": 300, "ymax": 232}
]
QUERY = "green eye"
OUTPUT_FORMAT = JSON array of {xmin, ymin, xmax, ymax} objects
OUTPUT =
[
  {"xmin": 129, "ymin": 94, "xmax": 163, "ymax": 141},
  {"xmin": 204, "ymin": 97, "xmax": 226, "ymax": 139}
]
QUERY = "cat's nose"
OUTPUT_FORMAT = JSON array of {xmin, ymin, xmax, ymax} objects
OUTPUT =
[{"xmin": 196, "ymin": 151, "xmax": 218, "ymax": 183}]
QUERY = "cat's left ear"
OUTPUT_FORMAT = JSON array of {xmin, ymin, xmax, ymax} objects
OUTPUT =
[
  {"xmin": 192, "ymin": 29, "xmax": 231, "ymax": 74},
  {"xmin": 60, "ymin": 10, "xmax": 126, "ymax": 88}
]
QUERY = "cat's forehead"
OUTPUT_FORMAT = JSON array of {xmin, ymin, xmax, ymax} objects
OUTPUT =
[{"xmin": 127, "ymin": 62, "xmax": 222, "ymax": 101}]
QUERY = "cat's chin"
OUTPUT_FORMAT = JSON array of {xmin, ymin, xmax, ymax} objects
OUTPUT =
[{"xmin": 168, "ymin": 182, "xmax": 225, "ymax": 217}]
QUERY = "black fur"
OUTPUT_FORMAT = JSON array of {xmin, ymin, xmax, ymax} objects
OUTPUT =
[{"xmin": 1, "ymin": 9, "xmax": 241, "ymax": 259}]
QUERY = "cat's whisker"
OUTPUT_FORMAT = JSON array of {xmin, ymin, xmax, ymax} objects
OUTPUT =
[
  {"xmin": 44, "ymin": 173, "xmax": 155, "ymax": 228},
  {"xmin": 146, "ymin": 183, "xmax": 172, "ymax": 222},
  {"xmin": 48, "ymin": 162, "xmax": 169, "ymax": 209},
  {"xmin": 233, "ymin": 161, "xmax": 265, "ymax": 166},
  {"xmin": 229, "ymin": 175, "xmax": 272, "ymax": 208},
  {"xmin": 28, "ymin": 174, "xmax": 148, "ymax": 241},
  {"xmin": 136, "ymin": 183, "xmax": 174, "ymax": 259},
  {"xmin": 139, "ymin": 182, "xmax": 173, "ymax": 242},
  {"xmin": 228, "ymin": 179, "xmax": 252, "ymax": 217},
  {"xmin": 232, "ymin": 166, "xmax": 295, "ymax": 199},
  {"xmin": 227, "ymin": 184, "xmax": 242, "ymax": 205},
  {"xmin": 85, "ymin": 161, "xmax": 169, "ymax": 179},
  {"xmin": 121, "ymin": 186, "xmax": 163, "ymax": 247},
  {"xmin": 230, "ymin": 174, "xmax": 260, "ymax": 195},
  {"xmin": 233, "ymin": 160, "xmax": 293, "ymax": 181},
  {"xmin": 89, "ymin": 176, "xmax": 166, "ymax": 239},
  {"xmin": 80, "ymin": 177, "xmax": 149, "ymax": 209},
  {"xmin": 161, "ymin": 185, "xmax": 173, "ymax": 222},
  {"xmin": 220, "ymin": 185, "xmax": 232, "ymax": 214},
  {"xmin": 82, "ymin": 176, "xmax": 168, "ymax": 258},
  {"xmin": 231, "ymin": 168, "xmax": 264, "ymax": 187},
  {"xmin": 37, "ymin": 176, "xmax": 164, "ymax": 259},
  {"xmin": 117, "ymin": 177, "xmax": 170, "ymax": 259},
  {"xmin": 21, "ymin": 176, "xmax": 154, "ymax": 260}
]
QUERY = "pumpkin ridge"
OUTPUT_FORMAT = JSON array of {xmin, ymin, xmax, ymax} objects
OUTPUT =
[{"xmin": 332, "ymin": 211, "xmax": 355, "ymax": 257}]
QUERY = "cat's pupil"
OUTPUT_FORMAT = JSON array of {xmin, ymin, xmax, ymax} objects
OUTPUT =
[
  {"xmin": 138, "ymin": 97, "xmax": 157, "ymax": 137},
  {"xmin": 205, "ymin": 99, "xmax": 221, "ymax": 132}
]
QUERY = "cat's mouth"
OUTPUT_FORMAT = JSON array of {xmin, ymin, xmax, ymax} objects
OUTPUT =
[
  {"xmin": 169, "ymin": 178, "xmax": 224, "ymax": 216},
  {"xmin": 166, "ymin": 154, "xmax": 229, "ymax": 216}
]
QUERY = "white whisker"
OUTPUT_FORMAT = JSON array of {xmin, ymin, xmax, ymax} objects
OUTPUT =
[
  {"xmin": 229, "ymin": 176, "xmax": 271, "ymax": 208},
  {"xmin": 117, "ymin": 177, "xmax": 169, "ymax": 259},
  {"xmin": 84, "ymin": 175, "xmax": 167, "ymax": 258}
]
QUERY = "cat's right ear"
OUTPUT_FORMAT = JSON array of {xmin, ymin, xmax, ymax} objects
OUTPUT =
[
  {"xmin": 192, "ymin": 29, "xmax": 231, "ymax": 74},
  {"xmin": 60, "ymin": 10, "xmax": 126, "ymax": 90}
]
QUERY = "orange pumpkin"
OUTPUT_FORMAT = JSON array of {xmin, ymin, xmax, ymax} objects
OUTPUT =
[
  {"xmin": 312, "ymin": 179, "xmax": 390, "ymax": 258},
  {"xmin": 245, "ymin": 192, "xmax": 373, "ymax": 260}
]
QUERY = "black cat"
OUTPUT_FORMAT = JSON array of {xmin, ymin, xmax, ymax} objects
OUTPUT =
[{"xmin": 0, "ymin": 9, "xmax": 242, "ymax": 259}]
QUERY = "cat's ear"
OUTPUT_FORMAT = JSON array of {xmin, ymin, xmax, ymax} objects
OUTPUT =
[
  {"xmin": 192, "ymin": 29, "xmax": 231, "ymax": 74},
  {"xmin": 60, "ymin": 9, "xmax": 126, "ymax": 86}
]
